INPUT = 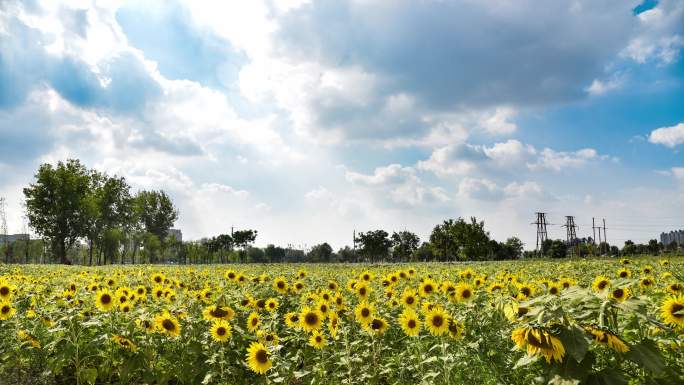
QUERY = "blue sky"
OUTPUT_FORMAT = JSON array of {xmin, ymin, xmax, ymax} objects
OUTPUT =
[{"xmin": 1, "ymin": 0, "xmax": 683, "ymax": 249}]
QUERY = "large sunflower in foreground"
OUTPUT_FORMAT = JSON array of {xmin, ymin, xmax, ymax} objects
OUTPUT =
[
  {"xmin": 660, "ymin": 296, "xmax": 684, "ymax": 328},
  {"xmin": 95, "ymin": 289, "xmax": 115, "ymax": 312},
  {"xmin": 210, "ymin": 320, "xmax": 232, "ymax": 342},
  {"xmin": 246, "ymin": 342, "xmax": 272, "ymax": 374},
  {"xmin": 584, "ymin": 326, "xmax": 629, "ymax": 353},
  {"xmin": 155, "ymin": 312, "xmax": 181, "ymax": 337},
  {"xmin": 424, "ymin": 307, "xmax": 450, "ymax": 336},
  {"xmin": 511, "ymin": 326, "xmax": 565, "ymax": 363}
]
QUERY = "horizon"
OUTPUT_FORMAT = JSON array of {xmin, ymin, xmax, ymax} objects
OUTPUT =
[{"xmin": 1, "ymin": 0, "xmax": 683, "ymax": 250}]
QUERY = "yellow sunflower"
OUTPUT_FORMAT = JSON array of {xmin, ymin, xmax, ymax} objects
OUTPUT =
[
  {"xmin": 0, "ymin": 301, "xmax": 16, "ymax": 320},
  {"xmin": 95, "ymin": 289, "xmax": 115, "ymax": 312},
  {"xmin": 660, "ymin": 296, "xmax": 684, "ymax": 328},
  {"xmin": 448, "ymin": 319, "xmax": 465, "ymax": 340},
  {"xmin": 455, "ymin": 282, "xmax": 475, "ymax": 302},
  {"xmin": 584, "ymin": 326, "xmax": 629, "ymax": 353},
  {"xmin": 419, "ymin": 278, "xmax": 438, "ymax": 297},
  {"xmin": 610, "ymin": 287, "xmax": 631, "ymax": 302},
  {"xmin": 203, "ymin": 305, "xmax": 235, "ymax": 321},
  {"xmin": 354, "ymin": 301, "xmax": 375, "ymax": 325},
  {"xmin": 308, "ymin": 330, "xmax": 327, "ymax": 349},
  {"xmin": 616, "ymin": 269, "xmax": 631, "ymax": 279},
  {"xmin": 511, "ymin": 326, "xmax": 565, "ymax": 363},
  {"xmin": 300, "ymin": 307, "xmax": 323, "ymax": 332},
  {"xmin": 284, "ymin": 312, "xmax": 300, "ymax": 329},
  {"xmin": 246, "ymin": 342, "xmax": 272, "ymax": 374},
  {"xmin": 365, "ymin": 317, "xmax": 388, "ymax": 336},
  {"xmin": 398, "ymin": 308, "xmax": 421, "ymax": 337},
  {"xmin": 155, "ymin": 312, "xmax": 181, "ymax": 337},
  {"xmin": 424, "ymin": 307, "xmax": 450, "ymax": 336},
  {"xmin": 247, "ymin": 312, "xmax": 261, "ymax": 333},
  {"xmin": 112, "ymin": 335, "xmax": 137, "ymax": 352},
  {"xmin": 328, "ymin": 313, "xmax": 340, "ymax": 338},
  {"xmin": 210, "ymin": 320, "xmax": 232, "ymax": 342},
  {"xmin": 401, "ymin": 288, "xmax": 419, "ymax": 308},
  {"xmin": 273, "ymin": 277, "xmax": 288, "ymax": 294},
  {"xmin": 591, "ymin": 276, "xmax": 610, "ymax": 292}
]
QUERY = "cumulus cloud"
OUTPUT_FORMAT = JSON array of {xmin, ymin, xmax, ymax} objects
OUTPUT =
[
  {"xmin": 649, "ymin": 122, "xmax": 684, "ymax": 148},
  {"xmin": 621, "ymin": 0, "xmax": 684, "ymax": 64}
]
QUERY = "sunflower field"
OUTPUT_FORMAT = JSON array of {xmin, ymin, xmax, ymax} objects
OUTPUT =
[{"xmin": 1, "ymin": 257, "xmax": 683, "ymax": 385}]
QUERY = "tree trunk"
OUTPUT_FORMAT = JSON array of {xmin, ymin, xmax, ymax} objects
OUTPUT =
[{"xmin": 59, "ymin": 238, "xmax": 71, "ymax": 265}]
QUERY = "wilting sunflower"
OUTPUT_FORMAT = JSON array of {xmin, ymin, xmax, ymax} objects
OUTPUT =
[
  {"xmin": 419, "ymin": 278, "xmax": 438, "ymax": 297},
  {"xmin": 455, "ymin": 282, "xmax": 475, "ymax": 302},
  {"xmin": 95, "ymin": 289, "xmax": 115, "ymax": 312},
  {"xmin": 112, "ymin": 335, "xmax": 137, "ymax": 352},
  {"xmin": 155, "ymin": 312, "xmax": 181, "ymax": 337},
  {"xmin": 284, "ymin": 312, "xmax": 300, "ymax": 329},
  {"xmin": 504, "ymin": 302, "xmax": 532, "ymax": 322},
  {"xmin": 210, "ymin": 320, "xmax": 232, "ymax": 342},
  {"xmin": 246, "ymin": 342, "xmax": 272, "ymax": 374},
  {"xmin": 616, "ymin": 269, "xmax": 631, "ymax": 279},
  {"xmin": 203, "ymin": 305, "xmax": 235, "ymax": 321},
  {"xmin": 247, "ymin": 312, "xmax": 261, "ymax": 333},
  {"xmin": 591, "ymin": 276, "xmax": 611, "ymax": 292},
  {"xmin": 511, "ymin": 326, "xmax": 565, "ymax": 363},
  {"xmin": 610, "ymin": 287, "xmax": 630, "ymax": 302},
  {"xmin": 398, "ymin": 308, "xmax": 421, "ymax": 337},
  {"xmin": 300, "ymin": 307, "xmax": 323, "ymax": 332},
  {"xmin": 448, "ymin": 319, "xmax": 465, "ymax": 340},
  {"xmin": 0, "ymin": 301, "xmax": 16, "ymax": 320},
  {"xmin": 660, "ymin": 296, "xmax": 684, "ymax": 328},
  {"xmin": 309, "ymin": 330, "xmax": 327, "ymax": 349},
  {"xmin": 424, "ymin": 307, "xmax": 450, "ymax": 336},
  {"xmin": 273, "ymin": 277, "xmax": 288, "ymax": 294},
  {"xmin": 366, "ymin": 317, "xmax": 388, "ymax": 335},
  {"xmin": 584, "ymin": 326, "xmax": 629, "ymax": 353},
  {"xmin": 354, "ymin": 302, "xmax": 375, "ymax": 325}
]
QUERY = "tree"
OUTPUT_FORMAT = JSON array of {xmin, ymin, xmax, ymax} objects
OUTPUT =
[
  {"xmin": 264, "ymin": 244, "xmax": 286, "ymax": 263},
  {"xmin": 429, "ymin": 219, "xmax": 460, "ymax": 261},
  {"xmin": 428, "ymin": 217, "xmax": 492, "ymax": 261},
  {"xmin": 307, "ymin": 243, "xmax": 333, "ymax": 263},
  {"xmin": 337, "ymin": 246, "xmax": 359, "ymax": 263},
  {"xmin": 545, "ymin": 239, "xmax": 567, "ymax": 259},
  {"xmin": 622, "ymin": 240, "xmax": 636, "ymax": 256},
  {"xmin": 355, "ymin": 230, "xmax": 393, "ymax": 262},
  {"xmin": 647, "ymin": 239, "xmax": 659, "ymax": 255},
  {"xmin": 135, "ymin": 190, "xmax": 178, "ymax": 242},
  {"xmin": 391, "ymin": 231, "xmax": 420, "ymax": 262},
  {"xmin": 232, "ymin": 229, "xmax": 258, "ymax": 250},
  {"xmin": 504, "ymin": 237, "xmax": 524, "ymax": 259},
  {"xmin": 412, "ymin": 242, "xmax": 434, "ymax": 261},
  {"xmin": 24, "ymin": 159, "xmax": 92, "ymax": 264}
]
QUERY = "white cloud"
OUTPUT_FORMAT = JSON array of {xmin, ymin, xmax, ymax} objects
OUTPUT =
[
  {"xmin": 528, "ymin": 147, "xmax": 603, "ymax": 171},
  {"xmin": 649, "ymin": 122, "xmax": 684, "ymax": 148},
  {"xmin": 479, "ymin": 107, "xmax": 517, "ymax": 135},
  {"xmin": 621, "ymin": 0, "xmax": 684, "ymax": 64},
  {"xmin": 586, "ymin": 76, "xmax": 624, "ymax": 95}
]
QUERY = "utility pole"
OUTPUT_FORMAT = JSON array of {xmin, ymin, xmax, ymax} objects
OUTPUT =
[
  {"xmin": 603, "ymin": 218, "xmax": 607, "ymax": 254},
  {"xmin": 563, "ymin": 216, "xmax": 578, "ymax": 257},
  {"xmin": 532, "ymin": 212, "xmax": 548, "ymax": 257}
]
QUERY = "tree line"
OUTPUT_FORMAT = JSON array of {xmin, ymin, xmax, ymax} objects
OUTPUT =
[{"xmin": 2, "ymin": 159, "xmax": 681, "ymax": 265}]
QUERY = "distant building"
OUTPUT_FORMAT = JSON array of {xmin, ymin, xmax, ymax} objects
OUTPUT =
[
  {"xmin": 168, "ymin": 229, "xmax": 182, "ymax": 242},
  {"xmin": 660, "ymin": 230, "xmax": 684, "ymax": 246},
  {"xmin": 1, "ymin": 234, "xmax": 29, "ymax": 243}
]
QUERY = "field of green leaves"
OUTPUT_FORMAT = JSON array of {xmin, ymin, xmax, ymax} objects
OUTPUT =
[{"xmin": 0, "ymin": 257, "xmax": 683, "ymax": 385}]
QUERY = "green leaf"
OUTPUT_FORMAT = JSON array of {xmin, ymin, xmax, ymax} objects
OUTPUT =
[
  {"xmin": 585, "ymin": 368, "xmax": 627, "ymax": 385},
  {"xmin": 627, "ymin": 339, "xmax": 666, "ymax": 374},
  {"xmin": 513, "ymin": 354, "xmax": 538, "ymax": 369},
  {"xmin": 81, "ymin": 368, "xmax": 98, "ymax": 385},
  {"xmin": 558, "ymin": 325, "xmax": 589, "ymax": 363}
]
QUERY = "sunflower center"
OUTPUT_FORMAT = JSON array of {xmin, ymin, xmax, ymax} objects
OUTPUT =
[
  {"xmin": 305, "ymin": 313, "xmax": 318, "ymax": 325},
  {"xmin": 371, "ymin": 319, "xmax": 383, "ymax": 330},
  {"xmin": 424, "ymin": 285, "xmax": 433, "ymax": 294},
  {"xmin": 406, "ymin": 296, "xmax": 415, "ymax": 304},
  {"xmin": 251, "ymin": 318, "xmax": 258, "ymax": 326},
  {"xmin": 462, "ymin": 290, "xmax": 471, "ymax": 298},
  {"xmin": 1, "ymin": 305, "xmax": 9, "ymax": 314},
  {"xmin": 162, "ymin": 319, "xmax": 176, "ymax": 331},
  {"xmin": 211, "ymin": 308, "xmax": 229, "ymax": 318},
  {"xmin": 277, "ymin": 282, "xmax": 285, "ymax": 289},
  {"xmin": 101, "ymin": 294, "xmax": 112, "ymax": 305},
  {"xmin": 361, "ymin": 308, "xmax": 370, "ymax": 317},
  {"xmin": 1, "ymin": 287, "xmax": 10, "ymax": 296},
  {"xmin": 256, "ymin": 349, "xmax": 269, "ymax": 364},
  {"xmin": 431, "ymin": 315, "xmax": 444, "ymax": 327},
  {"xmin": 407, "ymin": 319, "xmax": 416, "ymax": 328},
  {"xmin": 518, "ymin": 307, "xmax": 529, "ymax": 316},
  {"xmin": 671, "ymin": 303, "xmax": 684, "ymax": 318},
  {"xmin": 315, "ymin": 336, "xmax": 322, "ymax": 342},
  {"xmin": 359, "ymin": 288, "xmax": 367, "ymax": 295},
  {"xmin": 520, "ymin": 288, "xmax": 530, "ymax": 296},
  {"xmin": 598, "ymin": 281, "xmax": 607, "ymax": 290},
  {"xmin": 613, "ymin": 289, "xmax": 624, "ymax": 298},
  {"xmin": 217, "ymin": 327, "xmax": 226, "ymax": 336}
]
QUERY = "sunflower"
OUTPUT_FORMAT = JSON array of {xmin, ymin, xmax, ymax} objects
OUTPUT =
[
  {"xmin": 584, "ymin": 326, "xmax": 629, "ymax": 353},
  {"xmin": 401, "ymin": 288, "xmax": 419, "ymax": 308},
  {"xmin": 274, "ymin": 277, "xmax": 288, "ymax": 294},
  {"xmin": 424, "ymin": 307, "xmax": 450, "ymax": 336},
  {"xmin": 398, "ymin": 308, "xmax": 421, "ymax": 337},
  {"xmin": 247, "ymin": 312, "xmax": 261, "ymax": 333},
  {"xmin": 455, "ymin": 282, "xmax": 475, "ymax": 302},
  {"xmin": 511, "ymin": 326, "xmax": 565, "ymax": 363},
  {"xmin": 660, "ymin": 296, "xmax": 684, "ymax": 328},
  {"xmin": 516, "ymin": 283, "xmax": 535, "ymax": 300},
  {"xmin": 616, "ymin": 269, "xmax": 631, "ymax": 279},
  {"xmin": 17, "ymin": 330, "xmax": 40, "ymax": 348},
  {"xmin": 112, "ymin": 335, "xmax": 137, "ymax": 352},
  {"xmin": 639, "ymin": 277, "xmax": 654, "ymax": 290},
  {"xmin": 666, "ymin": 283, "xmax": 682, "ymax": 295},
  {"xmin": 333, "ymin": 292, "xmax": 345, "ymax": 309},
  {"xmin": 210, "ymin": 320, "xmax": 232, "ymax": 342},
  {"xmin": 0, "ymin": 301, "xmax": 16, "ymax": 320},
  {"xmin": 284, "ymin": 312, "xmax": 300, "ymax": 329},
  {"xmin": 0, "ymin": 282, "xmax": 14, "ymax": 301},
  {"xmin": 419, "ymin": 278, "xmax": 438, "ymax": 297},
  {"xmin": 359, "ymin": 270, "xmax": 374, "ymax": 282},
  {"xmin": 203, "ymin": 305, "xmax": 235, "ymax": 321},
  {"xmin": 328, "ymin": 313, "xmax": 340, "ymax": 338},
  {"xmin": 354, "ymin": 302, "xmax": 375, "ymax": 325},
  {"xmin": 355, "ymin": 282, "xmax": 371, "ymax": 300},
  {"xmin": 365, "ymin": 317, "xmax": 389, "ymax": 336},
  {"xmin": 504, "ymin": 302, "xmax": 532, "ymax": 322},
  {"xmin": 258, "ymin": 330, "xmax": 279, "ymax": 346},
  {"xmin": 95, "ymin": 289, "xmax": 115, "ymax": 312},
  {"xmin": 591, "ymin": 276, "xmax": 610, "ymax": 292},
  {"xmin": 246, "ymin": 342, "xmax": 272, "ymax": 374},
  {"xmin": 300, "ymin": 307, "xmax": 323, "ymax": 332},
  {"xmin": 448, "ymin": 319, "xmax": 465, "ymax": 340},
  {"xmin": 151, "ymin": 272, "xmax": 165, "ymax": 285},
  {"xmin": 309, "ymin": 330, "xmax": 327, "ymax": 349},
  {"xmin": 488, "ymin": 283, "xmax": 504, "ymax": 294},
  {"xmin": 155, "ymin": 312, "xmax": 181, "ymax": 337},
  {"xmin": 293, "ymin": 281, "xmax": 305, "ymax": 293},
  {"xmin": 547, "ymin": 283, "xmax": 561, "ymax": 296},
  {"xmin": 119, "ymin": 303, "xmax": 132, "ymax": 313},
  {"xmin": 610, "ymin": 287, "xmax": 630, "ymax": 302}
]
